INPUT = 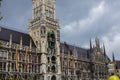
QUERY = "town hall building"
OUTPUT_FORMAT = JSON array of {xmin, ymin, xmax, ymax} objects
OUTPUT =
[{"xmin": 0, "ymin": 0, "xmax": 110, "ymax": 80}]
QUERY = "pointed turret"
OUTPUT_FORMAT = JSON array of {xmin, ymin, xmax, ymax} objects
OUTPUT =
[
  {"xmin": 9, "ymin": 34, "xmax": 12, "ymax": 48},
  {"xmin": 95, "ymin": 37, "xmax": 100, "ymax": 48},
  {"xmin": 64, "ymin": 42, "xmax": 69, "ymax": 50},
  {"xmin": 29, "ymin": 39, "xmax": 32, "ymax": 51},
  {"xmin": 62, "ymin": 44, "xmax": 65, "ymax": 53},
  {"xmin": 90, "ymin": 39, "xmax": 92, "ymax": 52},
  {"xmin": 95, "ymin": 38, "xmax": 100, "ymax": 52},
  {"xmin": 103, "ymin": 44, "xmax": 106, "ymax": 56},
  {"xmin": 112, "ymin": 52, "xmax": 115, "ymax": 62},
  {"xmin": 73, "ymin": 43, "xmax": 78, "ymax": 58},
  {"xmin": 20, "ymin": 36, "xmax": 23, "ymax": 50},
  {"xmin": 61, "ymin": 45, "xmax": 65, "ymax": 72}
]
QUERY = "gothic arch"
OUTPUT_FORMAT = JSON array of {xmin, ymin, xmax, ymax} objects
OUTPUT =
[
  {"xmin": 51, "ymin": 65, "xmax": 56, "ymax": 73},
  {"xmin": 51, "ymin": 56, "xmax": 56, "ymax": 63},
  {"xmin": 51, "ymin": 75, "xmax": 56, "ymax": 80},
  {"xmin": 41, "ymin": 26, "xmax": 46, "ymax": 34}
]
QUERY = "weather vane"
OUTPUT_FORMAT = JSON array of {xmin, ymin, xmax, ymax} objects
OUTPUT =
[{"xmin": 0, "ymin": 0, "xmax": 2, "ymax": 20}]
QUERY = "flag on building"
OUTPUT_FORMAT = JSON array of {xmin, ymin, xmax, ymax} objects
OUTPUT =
[
  {"xmin": 62, "ymin": 50, "xmax": 65, "ymax": 72},
  {"xmin": 33, "ymin": 48, "xmax": 38, "ymax": 71},
  {"xmin": 72, "ymin": 55, "xmax": 75, "ymax": 74},
  {"xmin": 16, "ymin": 45, "xmax": 18, "ymax": 71},
  {"xmin": 34, "ymin": 48, "xmax": 38, "ymax": 63},
  {"xmin": 67, "ymin": 50, "xmax": 70, "ymax": 75},
  {"xmin": 26, "ymin": 47, "xmax": 29, "ymax": 71}
]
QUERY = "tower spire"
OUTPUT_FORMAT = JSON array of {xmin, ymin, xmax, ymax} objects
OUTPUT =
[
  {"xmin": 103, "ymin": 43, "xmax": 106, "ymax": 56},
  {"xmin": 20, "ymin": 36, "xmax": 23, "ymax": 50},
  {"xmin": 9, "ymin": 34, "xmax": 12, "ymax": 48},
  {"xmin": 73, "ymin": 43, "xmax": 78, "ymax": 58},
  {"xmin": 95, "ymin": 37, "xmax": 100, "ymax": 48},
  {"xmin": 90, "ymin": 38, "xmax": 92, "ymax": 51},
  {"xmin": 112, "ymin": 52, "xmax": 115, "ymax": 62},
  {"xmin": 29, "ymin": 39, "xmax": 32, "ymax": 51}
]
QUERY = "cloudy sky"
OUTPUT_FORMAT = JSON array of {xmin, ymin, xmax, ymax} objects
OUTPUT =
[{"xmin": 0, "ymin": 0, "xmax": 120, "ymax": 60}]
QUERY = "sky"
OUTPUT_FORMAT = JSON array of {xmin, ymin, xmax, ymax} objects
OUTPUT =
[{"xmin": 0, "ymin": 0, "xmax": 120, "ymax": 60}]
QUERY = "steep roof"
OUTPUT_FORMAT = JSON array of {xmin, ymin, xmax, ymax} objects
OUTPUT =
[
  {"xmin": 0, "ymin": 26, "xmax": 36, "ymax": 47},
  {"xmin": 0, "ymin": 25, "xmax": 89, "ymax": 59},
  {"xmin": 60, "ymin": 43, "xmax": 89, "ymax": 59}
]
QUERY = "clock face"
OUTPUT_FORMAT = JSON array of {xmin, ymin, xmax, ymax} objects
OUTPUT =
[{"xmin": 47, "ymin": 31, "xmax": 55, "ymax": 49}]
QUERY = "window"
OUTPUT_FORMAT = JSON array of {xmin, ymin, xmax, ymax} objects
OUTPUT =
[
  {"xmin": 41, "ymin": 27, "xmax": 46, "ymax": 34},
  {"xmin": 47, "ymin": 57, "xmax": 50, "ymax": 63},
  {"xmin": 51, "ymin": 56, "xmax": 56, "ymax": 64},
  {"xmin": 51, "ymin": 75, "xmax": 56, "ymax": 80},
  {"xmin": 51, "ymin": 66, "xmax": 56, "ymax": 73},
  {"xmin": 0, "ymin": 62, "xmax": 2, "ymax": 70},
  {"xmin": 12, "ymin": 53, "xmax": 15, "ymax": 60},
  {"xmin": 34, "ymin": 32, "xmax": 36, "ymax": 36},
  {"xmin": 8, "ymin": 63, "xmax": 10, "ymax": 71},
  {"xmin": 36, "ymin": 41, "xmax": 38, "ymax": 46},
  {"xmin": 46, "ymin": 11, "xmax": 49, "ymax": 17}
]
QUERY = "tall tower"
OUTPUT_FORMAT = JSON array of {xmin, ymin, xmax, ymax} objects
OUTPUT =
[{"xmin": 28, "ymin": 0, "xmax": 61, "ymax": 80}]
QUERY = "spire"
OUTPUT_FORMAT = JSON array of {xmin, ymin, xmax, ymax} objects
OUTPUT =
[
  {"xmin": 67, "ymin": 50, "xmax": 70, "ymax": 75},
  {"xmin": 95, "ymin": 37, "xmax": 100, "ymax": 48},
  {"xmin": 38, "ymin": 41, "xmax": 40, "ymax": 51},
  {"xmin": 112, "ymin": 52, "xmax": 115, "ymax": 62},
  {"xmin": 73, "ymin": 43, "xmax": 78, "ymax": 58},
  {"xmin": 62, "ymin": 45, "xmax": 65, "ymax": 72},
  {"xmin": 90, "ymin": 38, "xmax": 92, "ymax": 51},
  {"xmin": 62, "ymin": 44, "xmax": 64, "ymax": 53},
  {"xmin": 20, "ymin": 36, "xmax": 23, "ymax": 50},
  {"xmin": 103, "ymin": 43, "xmax": 106, "ymax": 56},
  {"xmin": 9, "ymin": 34, "xmax": 12, "ymax": 48},
  {"xmin": 64, "ymin": 42, "xmax": 69, "ymax": 51},
  {"xmin": 29, "ymin": 39, "xmax": 32, "ymax": 51}
]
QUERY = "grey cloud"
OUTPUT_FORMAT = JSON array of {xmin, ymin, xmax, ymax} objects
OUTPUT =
[{"xmin": 1, "ymin": 0, "xmax": 120, "ymax": 60}]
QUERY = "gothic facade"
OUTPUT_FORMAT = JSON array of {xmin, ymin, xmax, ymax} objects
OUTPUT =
[
  {"xmin": 60, "ymin": 41, "xmax": 110, "ymax": 80},
  {"xmin": 0, "ymin": 0, "xmax": 110, "ymax": 80}
]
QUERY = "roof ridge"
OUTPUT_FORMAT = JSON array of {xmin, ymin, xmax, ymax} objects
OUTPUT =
[{"xmin": 0, "ymin": 24, "xmax": 28, "ymax": 35}]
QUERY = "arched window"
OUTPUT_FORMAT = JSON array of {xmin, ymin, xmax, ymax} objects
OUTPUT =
[
  {"xmin": 36, "ymin": 41, "xmax": 38, "ymax": 46},
  {"xmin": 41, "ymin": 27, "xmax": 46, "ymax": 34},
  {"xmin": 51, "ymin": 75, "xmax": 56, "ymax": 80},
  {"xmin": 47, "ymin": 57, "xmax": 50, "ymax": 63},
  {"xmin": 51, "ymin": 65, "xmax": 56, "ymax": 73},
  {"xmin": 48, "ymin": 66, "xmax": 50, "ymax": 72},
  {"xmin": 51, "ymin": 56, "xmax": 56, "ymax": 63}
]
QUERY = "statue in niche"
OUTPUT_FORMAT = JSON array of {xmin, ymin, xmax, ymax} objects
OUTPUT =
[{"xmin": 47, "ymin": 31, "xmax": 56, "ymax": 51}]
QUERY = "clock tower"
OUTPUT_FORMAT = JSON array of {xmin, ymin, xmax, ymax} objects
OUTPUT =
[{"xmin": 28, "ymin": 0, "xmax": 61, "ymax": 80}]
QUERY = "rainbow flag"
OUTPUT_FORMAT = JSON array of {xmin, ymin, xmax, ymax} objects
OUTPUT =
[{"xmin": 16, "ymin": 45, "xmax": 18, "ymax": 71}]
